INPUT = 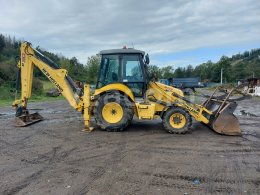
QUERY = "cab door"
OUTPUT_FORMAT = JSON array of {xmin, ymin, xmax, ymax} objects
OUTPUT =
[{"xmin": 121, "ymin": 54, "xmax": 146, "ymax": 97}]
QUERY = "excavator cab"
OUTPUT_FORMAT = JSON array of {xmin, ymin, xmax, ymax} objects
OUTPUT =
[{"xmin": 97, "ymin": 48, "xmax": 148, "ymax": 98}]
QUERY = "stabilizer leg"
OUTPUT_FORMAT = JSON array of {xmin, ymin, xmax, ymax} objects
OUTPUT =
[{"xmin": 83, "ymin": 84, "xmax": 94, "ymax": 132}]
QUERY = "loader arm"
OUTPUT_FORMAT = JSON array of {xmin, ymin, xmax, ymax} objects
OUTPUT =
[
  {"xmin": 148, "ymin": 82, "xmax": 212, "ymax": 124},
  {"xmin": 13, "ymin": 42, "xmax": 92, "ymax": 130},
  {"xmin": 148, "ymin": 82, "xmax": 241, "ymax": 135}
]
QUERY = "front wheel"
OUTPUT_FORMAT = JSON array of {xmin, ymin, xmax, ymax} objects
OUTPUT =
[
  {"xmin": 94, "ymin": 92, "xmax": 134, "ymax": 132},
  {"xmin": 162, "ymin": 107, "xmax": 192, "ymax": 134}
]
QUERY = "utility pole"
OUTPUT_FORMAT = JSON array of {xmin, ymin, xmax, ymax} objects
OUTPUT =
[{"xmin": 220, "ymin": 68, "xmax": 223, "ymax": 85}]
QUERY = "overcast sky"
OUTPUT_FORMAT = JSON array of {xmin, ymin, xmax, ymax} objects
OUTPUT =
[{"xmin": 0, "ymin": 0, "xmax": 259, "ymax": 67}]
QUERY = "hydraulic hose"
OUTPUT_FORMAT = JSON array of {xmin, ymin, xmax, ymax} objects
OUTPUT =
[{"xmin": 15, "ymin": 69, "xmax": 21, "ymax": 99}]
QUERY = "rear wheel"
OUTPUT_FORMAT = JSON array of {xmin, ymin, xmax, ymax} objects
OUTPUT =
[
  {"xmin": 94, "ymin": 92, "xmax": 134, "ymax": 131},
  {"xmin": 162, "ymin": 107, "xmax": 192, "ymax": 134}
]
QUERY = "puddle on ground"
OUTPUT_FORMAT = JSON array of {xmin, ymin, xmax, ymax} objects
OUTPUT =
[
  {"xmin": 0, "ymin": 112, "xmax": 15, "ymax": 118},
  {"xmin": 41, "ymin": 109, "xmax": 63, "ymax": 114},
  {"xmin": 22, "ymin": 108, "xmax": 62, "ymax": 114},
  {"xmin": 0, "ymin": 109, "xmax": 63, "ymax": 118},
  {"xmin": 242, "ymin": 135, "xmax": 260, "ymax": 142},
  {"xmin": 234, "ymin": 110, "xmax": 259, "ymax": 117},
  {"xmin": 242, "ymin": 130, "xmax": 260, "ymax": 142}
]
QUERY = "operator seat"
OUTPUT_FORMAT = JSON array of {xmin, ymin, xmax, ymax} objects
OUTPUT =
[{"xmin": 112, "ymin": 72, "xmax": 118, "ymax": 81}]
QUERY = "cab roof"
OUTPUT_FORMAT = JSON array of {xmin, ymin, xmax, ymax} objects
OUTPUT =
[{"xmin": 99, "ymin": 48, "xmax": 145, "ymax": 56}]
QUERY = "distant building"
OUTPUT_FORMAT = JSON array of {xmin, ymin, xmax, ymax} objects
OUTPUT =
[{"xmin": 243, "ymin": 78, "xmax": 260, "ymax": 96}]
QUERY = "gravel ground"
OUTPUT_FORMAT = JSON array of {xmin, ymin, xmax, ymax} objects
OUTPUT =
[{"xmin": 0, "ymin": 94, "xmax": 259, "ymax": 195}]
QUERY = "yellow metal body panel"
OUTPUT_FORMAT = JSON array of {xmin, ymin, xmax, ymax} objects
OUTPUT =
[
  {"xmin": 153, "ymin": 102, "xmax": 165, "ymax": 112},
  {"xmin": 135, "ymin": 102, "xmax": 155, "ymax": 120},
  {"xmin": 102, "ymin": 102, "xmax": 123, "ymax": 123},
  {"xmin": 94, "ymin": 83, "xmax": 135, "ymax": 102},
  {"xmin": 154, "ymin": 82, "xmax": 184, "ymax": 97},
  {"xmin": 147, "ymin": 81, "xmax": 212, "ymax": 124}
]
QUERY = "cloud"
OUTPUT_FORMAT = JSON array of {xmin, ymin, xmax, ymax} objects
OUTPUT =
[{"xmin": 0, "ymin": 0, "xmax": 259, "ymax": 64}]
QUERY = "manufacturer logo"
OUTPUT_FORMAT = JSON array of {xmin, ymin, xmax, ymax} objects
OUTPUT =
[{"xmin": 42, "ymin": 68, "xmax": 63, "ymax": 92}]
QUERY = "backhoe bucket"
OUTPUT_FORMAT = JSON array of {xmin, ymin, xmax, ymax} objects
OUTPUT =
[
  {"xmin": 202, "ymin": 88, "xmax": 241, "ymax": 135},
  {"xmin": 15, "ymin": 112, "xmax": 43, "ymax": 127}
]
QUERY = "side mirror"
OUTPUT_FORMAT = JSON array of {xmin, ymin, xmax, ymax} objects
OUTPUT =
[{"xmin": 145, "ymin": 54, "xmax": 150, "ymax": 65}]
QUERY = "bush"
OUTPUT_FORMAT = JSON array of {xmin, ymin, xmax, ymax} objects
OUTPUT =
[
  {"xmin": 0, "ymin": 84, "xmax": 14, "ymax": 100},
  {"xmin": 32, "ymin": 78, "xmax": 43, "ymax": 95},
  {"xmin": 0, "ymin": 78, "xmax": 4, "ymax": 85}
]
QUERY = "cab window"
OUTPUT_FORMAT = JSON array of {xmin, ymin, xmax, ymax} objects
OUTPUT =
[
  {"xmin": 122, "ymin": 55, "xmax": 145, "ymax": 97},
  {"xmin": 122, "ymin": 55, "xmax": 143, "ymax": 82},
  {"xmin": 97, "ymin": 55, "xmax": 119, "ymax": 88}
]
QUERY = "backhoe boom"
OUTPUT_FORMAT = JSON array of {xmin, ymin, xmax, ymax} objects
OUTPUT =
[{"xmin": 13, "ymin": 42, "xmax": 92, "ymax": 130}]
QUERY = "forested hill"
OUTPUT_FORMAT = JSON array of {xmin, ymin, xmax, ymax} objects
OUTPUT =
[
  {"xmin": 0, "ymin": 33, "xmax": 260, "ymax": 88},
  {"xmin": 0, "ymin": 34, "xmax": 100, "ymax": 88},
  {"xmin": 229, "ymin": 49, "xmax": 260, "ymax": 79},
  {"xmin": 190, "ymin": 48, "xmax": 260, "ymax": 82},
  {"xmin": 153, "ymin": 48, "xmax": 260, "ymax": 83}
]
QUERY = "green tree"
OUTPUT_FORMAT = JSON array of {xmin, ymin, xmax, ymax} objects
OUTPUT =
[
  {"xmin": 185, "ymin": 64, "xmax": 193, "ymax": 77},
  {"xmin": 0, "ymin": 34, "xmax": 5, "ymax": 52},
  {"xmin": 86, "ymin": 55, "xmax": 100, "ymax": 84},
  {"xmin": 147, "ymin": 65, "xmax": 162, "ymax": 80},
  {"xmin": 232, "ymin": 62, "xmax": 250, "ymax": 79},
  {"xmin": 160, "ymin": 66, "xmax": 174, "ymax": 78},
  {"xmin": 193, "ymin": 61, "xmax": 214, "ymax": 81},
  {"xmin": 217, "ymin": 56, "xmax": 232, "ymax": 82},
  {"xmin": 174, "ymin": 67, "xmax": 185, "ymax": 78}
]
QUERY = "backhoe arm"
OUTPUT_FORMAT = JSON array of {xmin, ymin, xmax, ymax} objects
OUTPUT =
[
  {"xmin": 12, "ymin": 42, "xmax": 92, "ymax": 130},
  {"xmin": 13, "ymin": 42, "xmax": 83, "ymax": 111}
]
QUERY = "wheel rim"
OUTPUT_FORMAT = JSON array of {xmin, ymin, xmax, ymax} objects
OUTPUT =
[
  {"xmin": 102, "ymin": 102, "xmax": 124, "ymax": 123},
  {"xmin": 169, "ymin": 113, "xmax": 186, "ymax": 129}
]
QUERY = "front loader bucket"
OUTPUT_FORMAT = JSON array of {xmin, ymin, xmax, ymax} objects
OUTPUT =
[
  {"xmin": 15, "ymin": 112, "xmax": 43, "ymax": 127},
  {"xmin": 208, "ymin": 112, "xmax": 240, "ymax": 135},
  {"xmin": 202, "ymin": 88, "xmax": 241, "ymax": 135}
]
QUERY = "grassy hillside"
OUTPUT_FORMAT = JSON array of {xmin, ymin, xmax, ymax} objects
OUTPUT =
[{"xmin": 0, "ymin": 81, "xmax": 64, "ymax": 107}]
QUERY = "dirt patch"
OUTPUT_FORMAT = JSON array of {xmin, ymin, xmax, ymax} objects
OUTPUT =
[{"xmin": 0, "ymin": 99, "xmax": 259, "ymax": 195}]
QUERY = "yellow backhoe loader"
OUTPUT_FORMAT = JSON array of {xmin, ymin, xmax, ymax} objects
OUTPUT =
[{"xmin": 12, "ymin": 42, "xmax": 241, "ymax": 135}]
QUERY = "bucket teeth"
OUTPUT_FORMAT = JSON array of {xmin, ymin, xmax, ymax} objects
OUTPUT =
[{"xmin": 15, "ymin": 112, "xmax": 43, "ymax": 127}]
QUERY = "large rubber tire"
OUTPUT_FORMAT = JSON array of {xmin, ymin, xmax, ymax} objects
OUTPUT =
[
  {"xmin": 94, "ymin": 92, "xmax": 134, "ymax": 132},
  {"xmin": 162, "ymin": 107, "xmax": 192, "ymax": 134}
]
